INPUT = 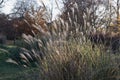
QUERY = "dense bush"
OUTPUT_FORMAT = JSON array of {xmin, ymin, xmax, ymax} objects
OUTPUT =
[{"xmin": 87, "ymin": 32, "xmax": 120, "ymax": 53}]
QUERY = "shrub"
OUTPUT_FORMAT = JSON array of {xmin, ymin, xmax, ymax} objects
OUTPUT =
[{"xmin": 87, "ymin": 32, "xmax": 120, "ymax": 53}]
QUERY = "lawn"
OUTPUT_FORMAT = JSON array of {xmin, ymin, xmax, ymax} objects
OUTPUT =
[{"xmin": 0, "ymin": 44, "xmax": 40, "ymax": 80}]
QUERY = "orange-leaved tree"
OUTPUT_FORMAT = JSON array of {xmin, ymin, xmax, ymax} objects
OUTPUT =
[{"xmin": 12, "ymin": 6, "xmax": 48, "ymax": 38}]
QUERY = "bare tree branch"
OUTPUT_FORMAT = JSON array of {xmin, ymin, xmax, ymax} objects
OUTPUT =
[{"xmin": 0, "ymin": 0, "xmax": 4, "ymax": 5}]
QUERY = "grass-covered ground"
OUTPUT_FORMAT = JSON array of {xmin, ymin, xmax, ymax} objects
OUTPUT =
[
  {"xmin": 0, "ymin": 45, "xmax": 20, "ymax": 80},
  {"xmin": 0, "ymin": 44, "xmax": 41, "ymax": 80}
]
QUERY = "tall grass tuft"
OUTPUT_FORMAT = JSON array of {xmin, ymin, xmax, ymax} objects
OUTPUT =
[
  {"xmin": 8, "ymin": 1, "xmax": 120, "ymax": 80},
  {"xmin": 38, "ymin": 39, "xmax": 120, "ymax": 80}
]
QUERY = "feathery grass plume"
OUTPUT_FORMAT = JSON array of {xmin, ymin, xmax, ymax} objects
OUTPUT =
[
  {"xmin": 5, "ymin": 1, "xmax": 120, "ymax": 79},
  {"xmin": 39, "ymin": 39, "xmax": 120, "ymax": 80}
]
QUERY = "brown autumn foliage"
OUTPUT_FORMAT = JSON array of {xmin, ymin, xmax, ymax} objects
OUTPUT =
[
  {"xmin": 11, "ymin": 7, "xmax": 48, "ymax": 38},
  {"xmin": 11, "ymin": 16, "xmax": 41, "ymax": 37},
  {"xmin": 87, "ymin": 30, "xmax": 120, "ymax": 53},
  {"xmin": 0, "ymin": 6, "xmax": 48, "ymax": 40},
  {"xmin": 0, "ymin": 13, "xmax": 16, "ymax": 40}
]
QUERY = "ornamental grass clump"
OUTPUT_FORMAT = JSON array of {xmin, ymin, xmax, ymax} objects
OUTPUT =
[{"xmin": 7, "ymin": 1, "xmax": 120, "ymax": 80}]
